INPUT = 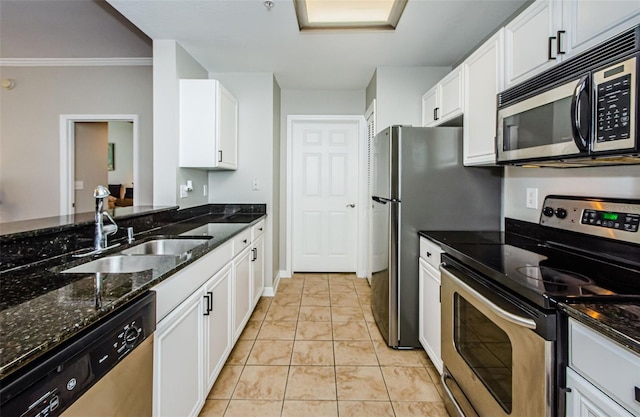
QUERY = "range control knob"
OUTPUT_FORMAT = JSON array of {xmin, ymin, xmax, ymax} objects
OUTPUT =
[
  {"xmin": 543, "ymin": 207, "xmax": 554, "ymax": 217},
  {"xmin": 555, "ymin": 208, "xmax": 568, "ymax": 219},
  {"xmin": 123, "ymin": 326, "xmax": 141, "ymax": 348}
]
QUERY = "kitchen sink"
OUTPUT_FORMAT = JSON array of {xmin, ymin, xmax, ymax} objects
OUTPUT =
[
  {"xmin": 119, "ymin": 238, "xmax": 209, "ymax": 256},
  {"xmin": 62, "ymin": 255, "xmax": 179, "ymax": 274}
]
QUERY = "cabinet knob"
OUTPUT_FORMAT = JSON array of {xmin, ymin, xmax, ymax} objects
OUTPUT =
[
  {"xmin": 426, "ymin": 251, "xmax": 432, "ymax": 257},
  {"xmin": 548, "ymin": 36, "xmax": 557, "ymax": 60},
  {"xmin": 557, "ymin": 30, "xmax": 566, "ymax": 55},
  {"xmin": 635, "ymin": 386, "xmax": 640, "ymax": 403},
  {"xmin": 218, "ymin": 150, "xmax": 222, "ymax": 162}
]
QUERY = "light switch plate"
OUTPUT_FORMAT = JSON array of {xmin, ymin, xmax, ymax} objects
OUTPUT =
[{"xmin": 526, "ymin": 188, "xmax": 538, "ymax": 209}]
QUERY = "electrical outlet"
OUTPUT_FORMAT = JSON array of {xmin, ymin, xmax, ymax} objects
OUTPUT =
[
  {"xmin": 252, "ymin": 178, "xmax": 259, "ymax": 191},
  {"xmin": 179, "ymin": 185, "xmax": 188, "ymax": 199},
  {"xmin": 526, "ymin": 188, "xmax": 538, "ymax": 209},
  {"xmin": 203, "ymin": 185, "xmax": 208, "ymax": 196}
]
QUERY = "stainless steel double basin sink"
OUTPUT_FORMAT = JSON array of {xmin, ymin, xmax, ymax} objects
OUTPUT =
[{"xmin": 62, "ymin": 238, "xmax": 210, "ymax": 274}]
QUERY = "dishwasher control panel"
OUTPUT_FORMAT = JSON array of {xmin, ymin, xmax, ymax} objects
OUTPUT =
[{"xmin": 0, "ymin": 292, "xmax": 155, "ymax": 417}]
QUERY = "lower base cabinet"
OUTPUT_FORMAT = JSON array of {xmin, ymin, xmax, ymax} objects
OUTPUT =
[
  {"xmin": 233, "ymin": 247, "xmax": 252, "ymax": 342},
  {"xmin": 566, "ymin": 368, "xmax": 634, "ymax": 417},
  {"xmin": 153, "ymin": 288, "xmax": 205, "ymax": 417},
  {"xmin": 153, "ymin": 263, "xmax": 234, "ymax": 417}
]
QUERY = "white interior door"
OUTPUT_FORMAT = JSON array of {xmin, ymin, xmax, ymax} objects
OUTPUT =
[{"xmin": 292, "ymin": 119, "xmax": 359, "ymax": 272}]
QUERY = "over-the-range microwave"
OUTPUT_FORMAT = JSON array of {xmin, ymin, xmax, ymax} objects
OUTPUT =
[{"xmin": 496, "ymin": 25, "xmax": 639, "ymax": 167}]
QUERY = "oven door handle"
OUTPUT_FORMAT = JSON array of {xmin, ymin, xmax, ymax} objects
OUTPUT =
[
  {"xmin": 442, "ymin": 266, "xmax": 537, "ymax": 330},
  {"xmin": 570, "ymin": 74, "xmax": 590, "ymax": 152}
]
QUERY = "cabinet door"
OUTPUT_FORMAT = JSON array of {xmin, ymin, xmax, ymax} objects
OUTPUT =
[
  {"xmin": 504, "ymin": 0, "xmax": 560, "ymax": 88},
  {"xmin": 154, "ymin": 290, "xmax": 204, "ymax": 417},
  {"xmin": 204, "ymin": 264, "xmax": 233, "ymax": 391},
  {"xmin": 438, "ymin": 66, "xmax": 464, "ymax": 123},
  {"xmin": 233, "ymin": 247, "xmax": 252, "ymax": 342},
  {"xmin": 217, "ymin": 83, "xmax": 238, "ymax": 169},
  {"xmin": 566, "ymin": 368, "xmax": 634, "ymax": 417},
  {"xmin": 418, "ymin": 258, "xmax": 443, "ymax": 374},
  {"xmin": 562, "ymin": 0, "xmax": 640, "ymax": 58},
  {"xmin": 463, "ymin": 30, "xmax": 503, "ymax": 166},
  {"xmin": 421, "ymin": 86, "xmax": 438, "ymax": 127},
  {"xmin": 251, "ymin": 235, "xmax": 265, "ymax": 309}
]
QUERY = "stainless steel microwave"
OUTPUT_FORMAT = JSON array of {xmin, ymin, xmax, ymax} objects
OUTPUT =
[{"xmin": 496, "ymin": 26, "xmax": 639, "ymax": 167}]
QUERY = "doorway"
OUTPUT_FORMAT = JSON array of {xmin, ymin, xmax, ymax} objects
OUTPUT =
[
  {"xmin": 60, "ymin": 114, "xmax": 139, "ymax": 216},
  {"xmin": 286, "ymin": 115, "xmax": 367, "ymax": 276}
]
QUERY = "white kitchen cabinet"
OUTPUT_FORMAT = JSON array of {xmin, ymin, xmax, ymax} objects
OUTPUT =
[
  {"xmin": 203, "ymin": 264, "xmax": 233, "ymax": 391},
  {"xmin": 562, "ymin": 1, "xmax": 640, "ymax": 60},
  {"xmin": 566, "ymin": 318, "xmax": 640, "ymax": 417},
  {"xmin": 463, "ymin": 29, "xmax": 504, "ymax": 166},
  {"xmin": 251, "ymin": 220, "xmax": 265, "ymax": 308},
  {"xmin": 418, "ymin": 237, "xmax": 444, "ymax": 374},
  {"xmin": 566, "ymin": 368, "xmax": 634, "ymax": 417},
  {"xmin": 504, "ymin": 0, "xmax": 640, "ymax": 89},
  {"xmin": 233, "ymin": 246, "xmax": 252, "ymax": 342},
  {"xmin": 504, "ymin": 0, "xmax": 560, "ymax": 89},
  {"xmin": 154, "ymin": 288, "xmax": 205, "ymax": 417},
  {"xmin": 422, "ymin": 66, "xmax": 464, "ymax": 127},
  {"xmin": 179, "ymin": 79, "xmax": 238, "ymax": 170}
]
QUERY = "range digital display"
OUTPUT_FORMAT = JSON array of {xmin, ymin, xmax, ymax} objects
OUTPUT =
[{"xmin": 602, "ymin": 212, "xmax": 619, "ymax": 221}]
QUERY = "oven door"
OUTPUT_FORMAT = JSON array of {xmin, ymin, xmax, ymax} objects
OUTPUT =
[
  {"xmin": 440, "ymin": 263, "xmax": 554, "ymax": 417},
  {"xmin": 497, "ymin": 75, "xmax": 590, "ymax": 164}
]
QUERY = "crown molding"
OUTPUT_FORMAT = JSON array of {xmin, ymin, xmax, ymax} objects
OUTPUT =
[{"xmin": 0, "ymin": 57, "xmax": 152, "ymax": 67}]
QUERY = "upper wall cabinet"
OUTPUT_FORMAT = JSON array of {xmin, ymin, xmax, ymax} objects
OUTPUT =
[
  {"xmin": 179, "ymin": 79, "xmax": 238, "ymax": 170},
  {"xmin": 422, "ymin": 65, "xmax": 464, "ymax": 127},
  {"xmin": 504, "ymin": 0, "xmax": 640, "ymax": 89},
  {"xmin": 463, "ymin": 29, "xmax": 504, "ymax": 166}
]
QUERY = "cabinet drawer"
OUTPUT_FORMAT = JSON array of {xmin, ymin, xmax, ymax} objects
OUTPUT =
[
  {"xmin": 232, "ymin": 229, "xmax": 252, "ymax": 256},
  {"xmin": 419, "ymin": 237, "xmax": 443, "ymax": 270},
  {"xmin": 153, "ymin": 240, "xmax": 233, "ymax": 323},
  {"xmin": 569, "ymin": 318, "xmax": 640, "ymax": 415},
  {"xmin": 251, "ymin": 219, "xmax": 265, "ymax": 240}
]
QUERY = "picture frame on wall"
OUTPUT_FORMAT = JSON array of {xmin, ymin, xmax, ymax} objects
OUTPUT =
[{"xmin": 107, "ymin": 143, "xmax": 115, "ymax": 171}]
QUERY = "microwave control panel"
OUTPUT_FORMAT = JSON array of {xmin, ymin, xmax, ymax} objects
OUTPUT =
[
  {"xmin": 593, "ymin": 55, "xmax": 636, "ymax": 151},
  {"xmin": 596, "ymin": 73, "xmax": 631, "ymax": 142}
]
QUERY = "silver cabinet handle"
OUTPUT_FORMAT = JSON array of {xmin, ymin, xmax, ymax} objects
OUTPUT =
[{"xmin": 346, "ymin": 203, "xmax": 356, "ymax": 208}]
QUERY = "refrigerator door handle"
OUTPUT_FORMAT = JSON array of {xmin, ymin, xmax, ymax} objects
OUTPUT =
[{"xmin": 373, "ymin": 196, "xmax": 401, "ymax": 204}]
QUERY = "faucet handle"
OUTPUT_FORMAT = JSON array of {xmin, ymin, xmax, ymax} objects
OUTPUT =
[{"xmin": 125, "ymin": 227, "xmax": 135, "ymax": 244}]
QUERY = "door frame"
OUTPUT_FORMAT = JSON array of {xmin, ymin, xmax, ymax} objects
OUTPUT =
[
  {"xmin": 285, "ymin": 115, "xmax": 367, "ymax": 278},
  {"xmin": 59, "ymin": 114, "xmax": 139, "ymax": 216}
]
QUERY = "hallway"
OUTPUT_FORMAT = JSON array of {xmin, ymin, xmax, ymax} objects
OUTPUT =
[{"xmin": 198, "ymin": 273, "xmax": 449, "ymax": 417}]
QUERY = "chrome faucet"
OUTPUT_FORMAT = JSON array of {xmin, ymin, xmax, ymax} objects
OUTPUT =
[{"xmin": 93, "ymin": 185, "xmax": 119, "ymax": 252}]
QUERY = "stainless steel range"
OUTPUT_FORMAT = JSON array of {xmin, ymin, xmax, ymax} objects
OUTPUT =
[{"xmin": 433, "ymin": 195, "xmax": 640, "ymax": 417}]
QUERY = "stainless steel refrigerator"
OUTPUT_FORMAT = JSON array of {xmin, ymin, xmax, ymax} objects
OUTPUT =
[{"xmin": 370, "ymin": 125, "xmax": 502, "ymax": 348}]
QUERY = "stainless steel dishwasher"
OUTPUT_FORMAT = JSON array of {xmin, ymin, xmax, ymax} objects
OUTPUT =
[{"xmin": 0, "ymin": 292, "xmax": 155, "ymax": 417}]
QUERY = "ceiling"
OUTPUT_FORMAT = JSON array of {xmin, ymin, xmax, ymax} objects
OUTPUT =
[{"xmin": 2, "ymin": 0, "xmax": 531, "ymax": 90}]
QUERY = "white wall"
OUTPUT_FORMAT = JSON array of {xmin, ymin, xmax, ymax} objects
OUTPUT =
[
  {"xmin": 373, "ymin": 66, "xmax": 451, "ymax": 133},
  {"xmin": 278, "ymin": 89, "xmax": 365, "ymax": 272},
  {"xmin": 504, "ymin": 165, "xmax": 640, "ymax": 222},
  {"xmin": 0, "ymin": 65, "xmax": 152, "ymax": 223},
  {"xmin": 152, "ymin": 40, "xmax": 209, "ymax": 208},
  {"xmin": 107, "ymin": 121, "xmax": 134, "ymax": 187},
  {"xmin": 208, "ymin": 72, "xmax": 280, "ymax": 289}
]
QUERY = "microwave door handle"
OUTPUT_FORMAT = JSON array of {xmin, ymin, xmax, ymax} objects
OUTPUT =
[{"xmin": 570, "ymin": 75, "xmax": 590, "ymax": 152}]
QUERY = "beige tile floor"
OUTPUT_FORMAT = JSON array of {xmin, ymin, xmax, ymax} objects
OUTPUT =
[{"xmin": 199, "ymin": 273, "xmax": 450, "ymax": 417}]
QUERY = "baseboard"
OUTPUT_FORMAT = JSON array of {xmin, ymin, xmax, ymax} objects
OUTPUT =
[{"xmin": 262, "ymin": 271, "xmax": 283, "ymax": 297}]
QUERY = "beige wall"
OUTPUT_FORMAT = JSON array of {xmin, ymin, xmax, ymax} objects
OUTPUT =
[
  {"xmin": 504, "ymin": 166, "xmax": 640, "ymax": 223},
  {"xmin": 0, "ymin": 65, "xmax": 153, "ymax": 223},
  {"xmin": 107, "ymin": 121, "xmax": 134, "ymax": 188},
  {"xmin": 152, "ymin": 40, "xmax": 209, "ymax": 208},
  {"xmin": 208, "ymin": 72, "xmax": 280, "ymax": 288}
]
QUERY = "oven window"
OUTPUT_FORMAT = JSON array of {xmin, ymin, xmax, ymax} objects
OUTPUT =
[
  {"xmin": 503, "ymin": 97, "xmax": 573, "ymax": 151},
  {"xmin": 454, "ymin": 295, "xmax": 513, "ymax": 413}
]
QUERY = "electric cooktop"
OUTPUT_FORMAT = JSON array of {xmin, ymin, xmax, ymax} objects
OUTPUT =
[{"xmin": 429, "ymin": 196, "xmax": 640, "ymax": 310}]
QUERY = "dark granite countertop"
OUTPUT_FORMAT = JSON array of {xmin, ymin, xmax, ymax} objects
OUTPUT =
[
  {"xmin": 0, "ymin": 206, "xmax": 266, "ymax": 380},
  {"xmin": 560, "ymin": 303, "xmax": 640, "ymax": 355}
]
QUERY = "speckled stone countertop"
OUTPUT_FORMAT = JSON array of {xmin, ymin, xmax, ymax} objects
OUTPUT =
[
  {"xmin": 0, "ymin": 205, "xmax": 266, "ymax": 380},
  {"xmin": 560, "ymin": 303, "xmax": 640, "ymax": 355}
]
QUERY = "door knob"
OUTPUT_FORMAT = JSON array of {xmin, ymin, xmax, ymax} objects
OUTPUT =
[{"xmin": 346, "ymin": 203, "xmax": 356, "ymax": 208}]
